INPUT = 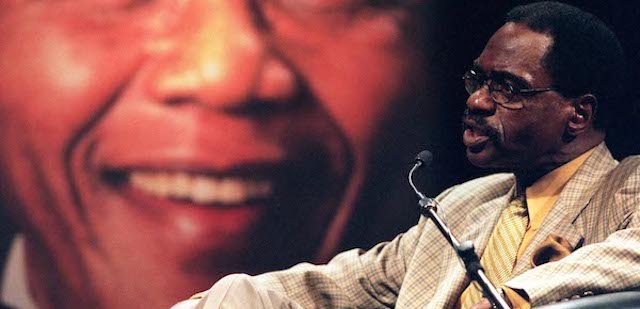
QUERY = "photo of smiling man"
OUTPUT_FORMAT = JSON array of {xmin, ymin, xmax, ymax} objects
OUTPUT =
[{"xmin": 0, "ymin": 0, "xmax": 430, "ymax": 308}]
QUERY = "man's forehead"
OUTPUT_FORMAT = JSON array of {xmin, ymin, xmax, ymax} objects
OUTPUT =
[{"xmin": 475, "ymin": 22, "xmax": 553, "ymax": 84}]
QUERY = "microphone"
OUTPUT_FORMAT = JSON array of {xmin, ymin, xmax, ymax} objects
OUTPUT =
[
  {"xmin": 406, "ymin": 150, "xmax": 510, "ymax": 309},
  {"xmin": 409, "ymin": 150, "xmax": 433, "ymax": 200},
  {"xmin": 415, "ymin": 150, "xmax": 433, "ymax": 168}
]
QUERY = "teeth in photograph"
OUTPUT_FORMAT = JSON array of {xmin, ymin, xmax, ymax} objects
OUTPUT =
[{"xmin": 129, "ymin": 171, "xmax": 273, "ymax": 204}]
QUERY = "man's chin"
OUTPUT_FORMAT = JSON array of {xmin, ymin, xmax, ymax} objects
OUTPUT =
[{"xmin": 465, "ymin": 145, "xmax": 499, "ymax": 168}]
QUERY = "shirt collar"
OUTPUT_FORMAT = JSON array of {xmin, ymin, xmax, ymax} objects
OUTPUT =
[{"xmin": 525, "ymin": 147, "xmax": 597, "ymax": 201}]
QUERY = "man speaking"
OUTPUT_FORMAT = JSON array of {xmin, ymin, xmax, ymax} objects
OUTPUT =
[{"xmin": 175, "ymin": 2, "xmax": 640, "ymax": 308}]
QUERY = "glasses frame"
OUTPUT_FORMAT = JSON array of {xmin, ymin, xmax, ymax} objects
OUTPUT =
[{"xmin": 463, "ymin": 69, "xmax": 555, "ymax": 109}]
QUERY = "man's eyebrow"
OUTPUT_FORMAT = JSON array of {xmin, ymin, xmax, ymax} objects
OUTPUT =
[
  {"xmin": 491, "ymin": 70, "xmax": 530, "ymax": 88},
  {"xmin": 470, "ymin": 60, "xmax": 529, "ymax": 87}
]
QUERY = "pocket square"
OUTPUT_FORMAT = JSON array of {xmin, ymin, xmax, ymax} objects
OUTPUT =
[{"xmin": 531, "ymin": 234, "xmax": 574, "ymax": 267}]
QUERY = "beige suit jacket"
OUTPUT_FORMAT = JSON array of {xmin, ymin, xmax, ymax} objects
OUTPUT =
[{"xmin": 194, "ymin": 143, "xmax": 640, "ymax": 308}]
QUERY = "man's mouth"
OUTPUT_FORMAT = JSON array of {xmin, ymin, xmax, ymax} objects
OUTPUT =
[
  {"xmin": 128, "ymin": 171, "xmax": 273, "ymax": 205},
  {"xmin": 463, "ymin": 120, "xmax": 493, "ymax": 152},
  {"xmin": 101, "ymin": 167, "xmax": 282, "ymax": 207},
  {"xmin": 97, "ymin": 150, "xmax": 343, "ymax": 209}
]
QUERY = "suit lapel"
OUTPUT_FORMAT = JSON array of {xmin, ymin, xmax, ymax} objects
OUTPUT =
[
  {"xmin": 428, "ymin": 187, "xmax": 515, "ymax": 309},
  {"xmin": 512, "ymin": 143, "xmax": 617, "ymax": 276},
  {"xmin": 465, "ymin": 188, "xmax": 515, "ymax": 258}
]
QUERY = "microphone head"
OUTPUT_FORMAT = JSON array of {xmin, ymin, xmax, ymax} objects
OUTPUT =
[{"xmin": 415, "ymin": 150, "xmax": 433, "ymax": 167}]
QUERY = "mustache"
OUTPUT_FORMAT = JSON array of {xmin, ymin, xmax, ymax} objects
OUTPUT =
[{"xmin": 462, "ymin": 109, "xmax": 500, "ymax": 141}]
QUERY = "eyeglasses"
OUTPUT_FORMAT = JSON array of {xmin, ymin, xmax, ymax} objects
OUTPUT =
[{"xmin": 462, "ymin": 69, "xmax": 555, "ymax": 109}]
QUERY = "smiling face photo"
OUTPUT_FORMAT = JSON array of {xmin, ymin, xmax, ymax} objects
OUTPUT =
[{"xmin": 0, "ymin": 0, "xmax": 427, "ymax": 308}]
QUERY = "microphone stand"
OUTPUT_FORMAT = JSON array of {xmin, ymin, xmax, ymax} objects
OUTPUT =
[{"xmin": 409, "ymin": 162, "xmax": 510, "ymax": 309}]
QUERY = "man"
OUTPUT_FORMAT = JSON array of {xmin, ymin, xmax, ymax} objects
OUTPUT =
[
  {"xmin": 0, "ymin": 1, "xmax": 430, "ymax": 308},
  {"xmin": 177, "ymin": 2, "xmax": 640, "ymax": 308}
]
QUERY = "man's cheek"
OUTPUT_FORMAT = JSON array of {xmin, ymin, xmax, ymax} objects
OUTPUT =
[
  {"xmin": 304, "ymin": 60, "xmax": 407, "ymax": 146},
  {"xmin": 325, "ymin": 58, "xmax": 398, "ymax": 131},
  {"xmin": 2, "ymin": 36, "xmax": 135, "ymax": 140}
]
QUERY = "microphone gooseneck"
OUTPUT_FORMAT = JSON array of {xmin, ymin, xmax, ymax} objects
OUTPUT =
[
  {"xmin": 409, "ymin": 150, "xmax": 432, "ymax": 200},
  {"xmin": 407, "ymin": 150, "xmax": 510, "ymax": 309}
]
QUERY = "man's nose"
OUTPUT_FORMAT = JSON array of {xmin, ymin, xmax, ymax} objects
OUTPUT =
[
  {"xmin": 143, "ymin": 0, "xmax": 298, "ymax": 111},
  {"xmin": 465, "ymin": 84, "xmax": 496, "ymax": 115}
]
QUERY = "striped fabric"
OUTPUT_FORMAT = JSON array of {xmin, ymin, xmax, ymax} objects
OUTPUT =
[{"xmin": 461, "ymin": 193, "xmax": 528, "ymax": 308}]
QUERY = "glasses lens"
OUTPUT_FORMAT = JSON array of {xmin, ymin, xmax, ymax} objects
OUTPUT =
[
  {"xmin": 463, "ymin": 71, "xmax": 481, "ymax": 95},
  {"xmin": 488, "ymin": 81, "xmax": 512, "ymax": 104}
]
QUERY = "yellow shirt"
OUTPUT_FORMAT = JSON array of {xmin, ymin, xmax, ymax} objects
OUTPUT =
[
  {"xmin": 458, "ymin": 148, "xmax": 596, "ymax": 309},
  {"xmin": 517, "ymin": 147, "xmax": 595, "ymax": 260}
]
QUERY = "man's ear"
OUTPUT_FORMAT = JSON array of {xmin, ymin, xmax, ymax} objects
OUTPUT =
[{"xmin": 567, "ymin": 94, "xmax": 597, "ymax": 136}]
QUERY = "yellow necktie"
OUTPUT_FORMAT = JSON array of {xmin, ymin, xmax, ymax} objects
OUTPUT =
[{"xmin": 461, "ymin": 192, "xmax": 529, "ymax": 309}]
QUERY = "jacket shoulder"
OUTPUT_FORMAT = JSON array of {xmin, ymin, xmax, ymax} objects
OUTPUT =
[{"xmin": 436, "ymin": 173, "xmax": 514, "ymax": 210}]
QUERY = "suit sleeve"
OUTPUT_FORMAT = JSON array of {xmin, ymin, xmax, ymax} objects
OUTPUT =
[
  {"xmin": 505, "ymin": 156, "xmax": 640, "ymax": 307},
  {"xmin": 226, "ymin": 186, "xmax": 465, "ymax": 308},
  {"xmin": 190, "ymin": 185, "xmax": 462, "ymax": 309},
  {"xmin": 246, "ymin": 217, "xmax": 427, "ymax": 309}
]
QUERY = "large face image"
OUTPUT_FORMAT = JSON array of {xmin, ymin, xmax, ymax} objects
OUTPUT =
[{"xmin": 0, "ymin": 0, "xmax": 425, "ymax": 308}]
